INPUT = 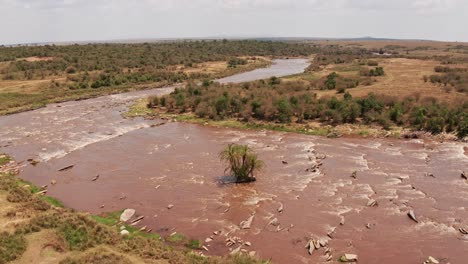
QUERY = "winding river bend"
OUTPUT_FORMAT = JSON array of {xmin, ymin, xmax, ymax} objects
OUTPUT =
[{"xmin": 1, "ymin": 59, "xmax": 467, "ymax": 264}]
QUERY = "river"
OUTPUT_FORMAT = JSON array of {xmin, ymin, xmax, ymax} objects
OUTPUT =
[{"xmin": 0, "ymin": 59, "xmax": 467, "ymax": 264}]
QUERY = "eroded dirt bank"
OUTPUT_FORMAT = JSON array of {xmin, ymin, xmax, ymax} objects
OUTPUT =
[{"xmin": 1, "ymin": 59, "xmax": 467, "ymax": 264}]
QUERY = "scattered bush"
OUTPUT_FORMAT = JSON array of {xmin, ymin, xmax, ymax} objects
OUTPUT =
[
  {"xmin": 360, "ymin": 67, "xmax": 385, "ymax": 77},
  {"xmin": 0, "ymin": 233, "xmax": 26, "ymax": 264}
]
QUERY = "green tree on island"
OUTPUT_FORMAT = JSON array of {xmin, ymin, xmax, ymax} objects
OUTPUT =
[{"xmin": 219, "ymin": 144, "xmax": 264, "ymax": 183}]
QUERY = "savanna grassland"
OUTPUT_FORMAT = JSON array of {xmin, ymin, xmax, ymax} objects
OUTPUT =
[
  {"xmin": 0, "ymin": 40, "xmax": 316, "ymax": 115},
  {"xmin": 145, "ymin": 40, "xmax": 468, "ymax": 139}
]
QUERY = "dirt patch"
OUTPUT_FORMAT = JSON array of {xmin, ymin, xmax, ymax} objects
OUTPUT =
[
  {"xmin": 23, "ymin": 57, "xmax": 54, "ymax": 62},
  {"xmin": 11, "ymin": 230, "xmax": 68, "ymax": 264}
]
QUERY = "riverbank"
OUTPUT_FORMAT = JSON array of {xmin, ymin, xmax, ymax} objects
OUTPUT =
[
  {"xmin": 0, "ymin": 58, "xmax": 271, "ymax": 116},
  {"xmin": 0, "ymin": 156, "xmax": 265, "ymax": 264},
  {"xmin": 128, "ymin": 99, "xmax": 463, "ymax": 142}
]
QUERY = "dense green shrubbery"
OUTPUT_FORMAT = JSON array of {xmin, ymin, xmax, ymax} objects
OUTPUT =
[
  {"xmin": 149, "ymin": 80, "xmax": 467, "ymax": 138},
  {"xmin": 0, "ymin": 40, "xmax": 317, "ymax": 80},
  {"xmin": 0, "ymin": 40, "xmax": 318, "ymax": 95}
]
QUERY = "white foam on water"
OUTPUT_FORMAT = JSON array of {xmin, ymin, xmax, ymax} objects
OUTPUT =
[
  {"xmin": 185, "ymin": 174, "xmax": 205, "ymax": 185},
  {"xmin": 326, "ymin": 205, "xmax": 353, "ymax": 216},
  {"xmin": 385, "ymin": 177, "xmax": 403, "ymax": 186},
  {"xmin": 406, "ymin": 151, "xmax": 429, "ymax": 160},
  {"xmin": 383, "ymin": 206, "xmax": 402, "ymax": 215},
  {"xmin": 368, "ymin": 142, "xmax": 382, "ymax": 149},
  {"xmin": 293, "ymin": 153, "xmax": 311, "ymax": 159},
  {"xmin": 349, "ymin": 154, "xmax": 369, "ymax": 170},
  {"xmin": 413, "ymin": 221, "xmax": 458, "ymax": 235},
  {"xmin": 244, "ymin": 139, "xmax": 258, "ymax": 145},
  {"xmin": 289, "ymin": 142, "xmax": 315, "ymax": 152},
  {"xmin": 38, "ymin": 123, "xmax": 149, "ymax": 161},
  {"xmin": 342, "ymin": 142, "xmax": 360, "ymax": 148},
  {"xmin": 438, "ymin": 143, "xmax": 468, "ymax": 161},
  {"xmin": 378, "ymin": 188, "xmax": 399, "ymax": 200},
  {"xmin": 409, "ymin": 139, "xmax": 424, "ymax": 144},
  {"xmin": 243, "ymin": 192, "xmax": 276, "ymax": 206},
  {"xmin": 385, "ymin": 147, "xmax": 403, "ymax": 156},
  {"xmin": 349, "ymin": 184, "xmax": 376, "ymax": 200},
  {"xmin": 390, "ymin": 173, "xmax": 410, "ymax": 180},
  {"xmin": 373, "ymin": 171, "xmax": 389, "ymax": 177},
  {"xmin": 38, "ymin": 149, "xmax": 68, "ymax": 162},
  {"xmin": 398, "ymin": 188, "xmax": 427, "ymax": 200}
]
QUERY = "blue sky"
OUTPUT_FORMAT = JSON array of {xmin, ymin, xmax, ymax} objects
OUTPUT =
[{"xmin": 1, "ymin": 0, "xmax": 467, "ymax": 44}]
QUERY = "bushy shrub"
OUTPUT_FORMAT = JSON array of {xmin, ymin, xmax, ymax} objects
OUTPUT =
[{"xmin": 152, "ymin": 81, "xmax": 467, "ymax": 138}]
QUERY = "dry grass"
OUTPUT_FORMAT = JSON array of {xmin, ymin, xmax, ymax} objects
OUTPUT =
[
  {"xmin": 0, "ymin": 79, "xmax": 60, "ymax": 94},
  {"xmin": 311, "ymin": 40, "xmax": 467, "ymax": 50},
  {"xmin": 318, "ymin": 58, "xmax": 466, "ymax": 103},
  {"xmin": 287, "ymin": 56, "xmax": 467, "ymax": 105},
  {"xmin": 179, "ymin": 61, "xmax": 229, "ymax": 74}
]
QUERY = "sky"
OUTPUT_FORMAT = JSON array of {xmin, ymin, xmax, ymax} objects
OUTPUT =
[{"xmin": 1, "ymin": 0, "xmax": 467, "ymax": 44}]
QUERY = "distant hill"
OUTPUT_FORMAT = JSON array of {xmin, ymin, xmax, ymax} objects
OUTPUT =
[{"xmin": 3, "ymin": 36, "xmax": 449, "ymax": 46}]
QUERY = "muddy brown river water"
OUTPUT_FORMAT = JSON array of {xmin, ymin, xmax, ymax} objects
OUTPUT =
[{"xmin": 0, "ymin": 59, "xmax": 467, "ymax": 264}]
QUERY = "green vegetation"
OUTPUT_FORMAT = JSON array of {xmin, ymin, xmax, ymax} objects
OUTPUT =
[
  {"xmin": 228, "ymin": 58, "xmax": 248, "ymax": 68},
  {"xmin": 167, "ymin": 233, "xmax": 186, "ymax": 243},
  {"xmin": 148, "ymin": 80, "xmax": 467, "ymax": 138},
  {"xmin": 0, "ymin": 233, "xmax": 27, "ymax": 264},
  {"xmin": 219, "ymin": 144, "xmax": 264, "ymax": 183},
  {"xmin": 360, "ymin": 66, "xmax": 385, "ymax": 77},
  {"xmin": 0, "ymin": 155, "xmax": 10, "ymax": 166},
  {"xmin": 0, "ymin": 40, "xmax": 315, "ymax": 82},
  {"xmin": 426, "ymin": 66, "xmax": 468, "ymax": 94},
  {"xmin": 305, "ymin": 44, "xmax": 377, "ymax": 72},
  {"xmin": 42, "ymin": 195, "xmax": 65, "ymax": 208},
  {"xmin": 90, "ymin": 211, "xmax": 123, "ymax": 226},
  {"xmin": 122, "ymin": 98, "xmax": 154, "ymax": 118},
  {"xmin": 186, "ymin": 239, "xmax": 202, "ymax": 249},
  {"xmin": 0, "ymin": 40, "xmax": 317, "ymax": 115}
]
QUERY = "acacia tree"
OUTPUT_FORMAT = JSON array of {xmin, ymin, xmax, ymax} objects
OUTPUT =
[{"xmin": 219, "ymin": 144, "xmax": 264, "ymax": 183}]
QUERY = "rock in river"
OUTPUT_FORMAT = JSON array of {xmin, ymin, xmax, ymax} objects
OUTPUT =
[
  {"xmin": 120, "ymin": 209, "xmax": 136, "ymax": 222},
  {"xmin": 240, "ymin": 215, "xmax": 254, "ymax": 229},
  {"xmin": 407, "ymin": 210, "xmax": 418, "ymax": 223},
  {"xmin": 427, "ymin": 256, "xmax": 439, "ymax": 264},
  {"xmin": 339, "ymin": 254, "xmax": 358, "ymax": 262}
]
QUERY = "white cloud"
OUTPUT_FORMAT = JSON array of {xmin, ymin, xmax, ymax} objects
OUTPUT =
[
  {"xmin": 0, "ymin": 0, "xmax": 466, "ymax": 43},
  {"xmin": 1, "ymin": 0, "xmax": 459, "ymax": 11}
]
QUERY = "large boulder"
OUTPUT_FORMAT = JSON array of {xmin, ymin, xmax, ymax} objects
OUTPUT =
[{"xmin": 120, "ymin": 209, "xmax": 136, "ymax": 222}]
